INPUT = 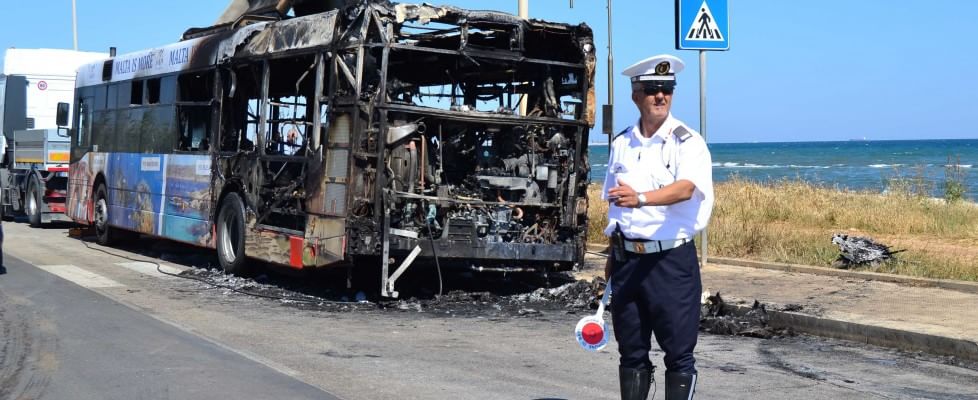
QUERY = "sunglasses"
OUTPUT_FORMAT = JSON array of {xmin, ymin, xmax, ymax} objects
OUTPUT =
[{"xmin": 639, "ymin": 86, "xmax": 674, "ymax": 96}]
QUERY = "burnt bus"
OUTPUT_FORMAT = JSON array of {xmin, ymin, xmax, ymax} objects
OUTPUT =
[{"xmin": 66, "ymin": 0, "xmax": 595, "ymax": 297}]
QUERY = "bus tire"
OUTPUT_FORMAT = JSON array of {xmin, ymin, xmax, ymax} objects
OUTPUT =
[
  {"xmin": 94, "ymin": 184, "xmax": 114, "ymax": 245},
  {"xmin": 27, "ymin": 179, "xmax": 42, "ymax": 228},
  {"xmin": 217, "ymin": 192, "xmax": 249, "ymax": 275}
]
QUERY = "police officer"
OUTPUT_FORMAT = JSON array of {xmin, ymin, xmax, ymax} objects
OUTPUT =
[{"xmin": 602, "ymin": 54, "xmax": 714, "ymax": 400}]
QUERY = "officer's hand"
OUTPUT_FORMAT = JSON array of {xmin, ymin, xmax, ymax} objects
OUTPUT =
[
  {"xmin": 608, "ymin": 179, "xmax": 640, "ymax": 208},
  {"xmin": 604, "ymin": 254, "xmax": 612, "ymax": 280}
]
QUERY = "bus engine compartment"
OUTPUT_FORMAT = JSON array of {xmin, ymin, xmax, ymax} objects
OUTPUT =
[{"xmin": 346, "ymin": 116, "xmax": 590, "ymax": 269}]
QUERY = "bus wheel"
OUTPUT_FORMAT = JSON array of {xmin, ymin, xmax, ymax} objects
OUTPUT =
[
  {"xmin": 27, "ymin": 180, "xmax": 42, "ymax": 228},
  {"xmin": 94, "ymin": 184, "xmax": 113, "ymax": 245},
  {"xmin": 217, "ymin": 192, "xmax": 249, "ymax": 275}
]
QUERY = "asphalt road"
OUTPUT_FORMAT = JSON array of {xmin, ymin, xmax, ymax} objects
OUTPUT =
[
  {"xmin": 0, "ymin": 255, "xmax": 339, "ymax": 400},
  {"xmin": 2, "ymin": 220, "xmax": 978, "ymax": 399}
]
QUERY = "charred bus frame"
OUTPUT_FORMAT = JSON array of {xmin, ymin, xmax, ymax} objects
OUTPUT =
[{"xmin": 67, "ymin": 1, "xmax": 596, "ymax": 297}]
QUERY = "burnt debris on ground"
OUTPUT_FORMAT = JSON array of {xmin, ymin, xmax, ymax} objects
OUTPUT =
[
  {"xmin": 177, "ymin": 260, "xmax": 797, "ymax": 341},
  {"xmin": 76, "ymin": 232, "xmax": 608, "ymax": 317},
  {"xmin": 700, "ymin": 292, "xmax": 793, "ymax": 339},
  {"xmin": 177, "ymin": 261, "xmax": 605, "ymax": 318},
  {"xmin": 101, "ymin": 235, "xmax": 802, "ymax": 333}
]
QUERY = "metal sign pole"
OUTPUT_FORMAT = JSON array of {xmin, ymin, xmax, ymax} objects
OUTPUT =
[
  {"xmin": 698, "ymin": 49, "xmax": 708, "ymax": 266},
  {"xmin": 72, "ymin": 0, "xmax": 79, "ymax": 50},
  {"xmin": 677, "ymin": 0, "xmax": 726, "ymax": 266}
]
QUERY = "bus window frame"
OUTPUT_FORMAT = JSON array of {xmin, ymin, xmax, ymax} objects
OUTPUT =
[{"xmin": 175, "ymin": 70, "xmax": 216, "ymax": 154}]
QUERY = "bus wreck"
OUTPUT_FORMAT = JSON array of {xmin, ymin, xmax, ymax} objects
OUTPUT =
[{"xmin": 66, "ymin": 0, "xmax": 595, "ymax": 296}]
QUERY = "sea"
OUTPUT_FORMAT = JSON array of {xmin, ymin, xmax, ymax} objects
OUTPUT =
[{"xmin": 587, "ymin": 139, "xmax": 978, "ymax": 200}]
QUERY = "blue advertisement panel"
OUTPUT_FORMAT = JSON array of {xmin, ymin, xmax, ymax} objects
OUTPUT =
[
  {"xmin": 107, "ymin": 153, "xmax": 165, "ymax": 235},
  {"xmin": 100, "ymin": 153, "xmax": 214, "ymax": 247},
  {"xmin": 162, "ymin": 155, "xmax": 214, "ymax": 247}
]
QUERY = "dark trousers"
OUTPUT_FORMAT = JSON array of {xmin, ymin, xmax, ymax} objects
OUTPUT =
[{"xmin": 610, "ymin": 240, "xmax": 701, "ymax": 373}]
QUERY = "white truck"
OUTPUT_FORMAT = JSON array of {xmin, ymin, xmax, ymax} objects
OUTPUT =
[{"xmin": 1, "ymin": 48, "xmax": 105, "ymax": 226}]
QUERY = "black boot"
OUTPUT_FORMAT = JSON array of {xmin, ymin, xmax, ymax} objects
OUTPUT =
[
  {"xmin": 619, "ymin": 366, "xmax": 653, "ymax": 400},
  {"xmin": 664, "ymin": 372, "xmax": 697, "ymax": 400}
]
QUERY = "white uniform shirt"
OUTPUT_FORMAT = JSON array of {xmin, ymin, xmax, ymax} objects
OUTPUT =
[{"xmin": 601, "ymin": 114, "xmax": 714, "ymax": 240}]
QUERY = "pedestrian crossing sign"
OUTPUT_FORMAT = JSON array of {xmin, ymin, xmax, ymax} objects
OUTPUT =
[{"xmin": 676, "ymin": 0, "xmax": 729, "ymax": 50}]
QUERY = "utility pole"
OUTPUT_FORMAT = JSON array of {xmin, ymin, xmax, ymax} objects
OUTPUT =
[
  {"xmin": 518, "ymin": 0, "xmax": 529, "ymax": 116},
  {"xmin": 72, "ymin": 0, "xmax": 79, "ymax": 50}
]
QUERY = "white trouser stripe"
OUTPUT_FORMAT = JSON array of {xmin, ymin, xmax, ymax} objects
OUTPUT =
[{"xmin": 687, "ymin": 374, "xmax": 697, "ymax": 400}]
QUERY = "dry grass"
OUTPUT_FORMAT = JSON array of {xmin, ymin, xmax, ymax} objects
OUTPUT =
[{"xmin": 586, "ymin": 177, "xmax": 978, "ymax": 282}]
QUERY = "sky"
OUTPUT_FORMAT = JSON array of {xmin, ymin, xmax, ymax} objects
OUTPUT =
[{"xmin": 1, "ymin": 0, "xmax": 976, "ymax": 143}]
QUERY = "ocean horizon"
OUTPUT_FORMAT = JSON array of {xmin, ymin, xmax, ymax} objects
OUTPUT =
[{"xmin": 587, "ymin": 138, "xmax": 977, "ymax": 200}]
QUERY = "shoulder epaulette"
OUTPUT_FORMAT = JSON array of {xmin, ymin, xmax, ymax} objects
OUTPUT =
[
  {"xmin": 613, "ymin": 127, "xmax": 630, "ymax": 141},
  {"xmin": 673, "ymin": 126, "xmax": 693, "ymax": 143}
]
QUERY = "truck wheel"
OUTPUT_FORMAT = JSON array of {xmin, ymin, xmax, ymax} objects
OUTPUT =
[
  {"xmin": 27, "ymin": 180, "xmax": 42, "ymax": 228},
  {"xmin": 216, "ymin": 192, "xmax": 249, "ymax": 275},
  {"xmin": 94, "ymin": 184, "xmax": 114, "ymax": 245}
]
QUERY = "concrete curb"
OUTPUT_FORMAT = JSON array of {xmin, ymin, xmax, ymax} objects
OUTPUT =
[
  {"xmin": 710, "ymin": 257, "xmax": 978, "ymax": 295},
  {"xmin": 586, "ymin": 243, "xmax": 978, "ymax": 295},
  {"xmin": 585, "ymin": 243, "xmax": 978, "ymax": 362},
  {"xmin": 728, "ymin": 304, "xmax": 978, "ymax": 363}
]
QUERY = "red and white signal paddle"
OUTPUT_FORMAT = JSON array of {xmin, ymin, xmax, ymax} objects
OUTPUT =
[{"xmin": 575, "ymin": 279, "xmax": 612, "ymax": 351}]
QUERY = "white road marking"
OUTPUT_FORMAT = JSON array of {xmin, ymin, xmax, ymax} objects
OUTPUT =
[
  {"xmin": 115, "ymin": 262, "xmax": 185, "ymax": 278},
  {"xmin": 34, "ymin": 265, "xmax": 124, "ymax": 288},
  {"xmin": 29, "ymin": 259, "xmax": 309, "ymax": 389}
]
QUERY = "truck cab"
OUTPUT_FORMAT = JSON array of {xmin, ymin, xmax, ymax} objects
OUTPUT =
[{"xmin": 0, "ymin": 48, "xmax": 105, "ymax": 225}]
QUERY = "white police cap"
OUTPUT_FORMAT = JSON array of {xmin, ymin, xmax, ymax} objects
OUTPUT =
[{"xmin": 622, "ymin": 54, "xmax": 685, "ymax": 84}]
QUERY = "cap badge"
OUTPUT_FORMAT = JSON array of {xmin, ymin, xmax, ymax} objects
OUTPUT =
[{"xmin": 654, "ymin": 61, "xmax": 671, "ymax": 75}]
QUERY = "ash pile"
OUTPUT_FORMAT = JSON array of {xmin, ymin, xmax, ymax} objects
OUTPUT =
[
  {"xmin": 700, "ymin": 292, "xmax": 790, "ymax": 339},
  {"xmin": 178, "ymin": 267, "xmax": 375, "ymax": 312},
  {"xmin": 388, "ymin": 277, "xmax": 607, "ymax": 317},
  {"xmin": 181, "ymin": 267, "xmax": 309, "ymax": 299},
  {"xmin": 510, "ymin": 277, "xmax": 606, "ymax": 309},
  {"xmin": 178, "ymin": 265, "xmax": 608, "ymax": 317}
]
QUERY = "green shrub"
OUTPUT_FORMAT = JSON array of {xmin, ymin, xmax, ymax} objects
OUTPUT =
[{"xmin": 943, "ymin": 156, "xmax": 968, "ymax": 204}]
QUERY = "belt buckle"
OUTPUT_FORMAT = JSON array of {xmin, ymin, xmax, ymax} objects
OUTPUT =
[{"xmin": 633, "ymin": 242, "xmax": 646, "ymax": 253}]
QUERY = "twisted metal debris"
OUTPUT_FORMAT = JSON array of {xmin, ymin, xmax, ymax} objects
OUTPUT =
[{"xmin": 832, "ymin": 234, "xmax": 904, "ymax": 268}]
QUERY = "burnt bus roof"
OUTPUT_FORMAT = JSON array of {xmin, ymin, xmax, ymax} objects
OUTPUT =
[
  {"xmin": 76, "ymin": 1, "xmax": 593, "ymax": 87},
  {"xmin": 195, "ymin": 1, "xmax": 592, "ymax": 42},
  {"xmin": 75, "ymin": 10, "xmax": 341, "ymax": 88}
]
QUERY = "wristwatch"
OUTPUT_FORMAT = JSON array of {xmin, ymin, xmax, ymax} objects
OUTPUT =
[{"xmin": 636, "ymin": 193, "xmax": 648, "ymax": 207}]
